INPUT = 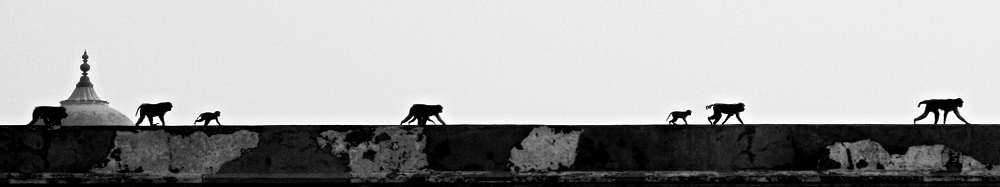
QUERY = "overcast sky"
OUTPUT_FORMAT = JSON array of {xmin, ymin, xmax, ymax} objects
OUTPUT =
[{"xmin": 2, "ymin": 1, "xmax": 998, "ymax": 125}]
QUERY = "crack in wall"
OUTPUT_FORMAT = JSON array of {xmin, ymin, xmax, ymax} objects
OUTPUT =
[{"xmin": 737, "ymin": 127, "xmax": 756, "ymax": 165}]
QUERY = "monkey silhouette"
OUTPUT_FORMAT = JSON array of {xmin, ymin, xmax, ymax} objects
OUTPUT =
[
  {"xmin": 27, "ymin": 106, "xmax": 68, "ymax": 126},
  {"xmin": 194, "ymin": 111, "xmax": 222, "ymax": 126},
  {"xmin": 400, "ymin": 104, "xmax": 446, "ymax": 126},
  {"xmin": 665, "ymin": 110, "xmax": 692, "ymax": 125},
  {"xmin": 706, "ymin": 103, "xmax": 745, "ymax": 125},
  {"xmin": 135, "ymin": 102, "xmax": 173, "ymax": 126},
  {"xmin": 914, "ymin": 98, "xmax": 970, "ymax": 125}
]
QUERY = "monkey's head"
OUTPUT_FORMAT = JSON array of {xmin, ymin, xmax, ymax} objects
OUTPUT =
[
  {"xmin": 736, "ymin": 103, "xmax": 746, "ymax": 112},
  {"xmin": 684, "ymin": 110, "xmax": 692, "ymax": 115},
  {"xmin": 54, "ymin": 108, "xmax": 68, "ymax": 119},
  {"xmin": 955, "ymin": 98, "xmax": 964, "ymax": 107},
  {"xmin": 162, "ymin": 102, "xmax": 174, "ymax": 111},
  {"xmin": 214, "ymin": 111, "xmax": 221, "ymax": 116},
  {"xmin": 432, "ymin": 105, "xmax": 443, "ymax": 114}
]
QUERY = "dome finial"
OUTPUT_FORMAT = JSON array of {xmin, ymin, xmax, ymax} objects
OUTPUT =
[{"xmin": 80, "ymin": 50, "xmax": 90, "ymax": 75}]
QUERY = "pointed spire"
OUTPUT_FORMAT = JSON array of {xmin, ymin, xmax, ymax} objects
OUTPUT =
[
  {"xmin": 76, "ymin": 50, "xmax": 93, "ymax": 87},
  {"xmin": 62, "ymin": 50, "xmax": 108, "ymax": 105},
  {"xmin": 81, "ymin": 50, "xmax": 90, "ymax": 76}
]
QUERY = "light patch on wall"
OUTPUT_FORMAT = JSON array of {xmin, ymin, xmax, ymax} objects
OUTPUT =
[
  {"xmin": 317, "ymin": 126, "xmax": 428, "ymax": 181},
  {"xmin": 509, "ymin": 126, "xmax": 583, "ymax": 172},
  {"xmin": 90, "ymin": 130, "xmax": 259, "ymax": 174},
  {"xmin": 827, "ymin": 139, "xmax": 986, "ymax": 172}
]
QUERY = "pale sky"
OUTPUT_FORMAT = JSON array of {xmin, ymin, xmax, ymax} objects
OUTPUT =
[{"xmin": 2, "ymin": 1, "xmax": 998, "ymax": 125}]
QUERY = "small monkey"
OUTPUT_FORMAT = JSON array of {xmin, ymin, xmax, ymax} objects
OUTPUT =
[
  {"xmin": 194, "ymin": 111, "xmax": 222, "ymax": 126},
  {"xmin": 665, "ymin": 110, "xmax": 692, "ymax": 125}
]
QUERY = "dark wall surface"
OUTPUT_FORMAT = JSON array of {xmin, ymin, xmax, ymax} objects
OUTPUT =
[{"xmin": 1, "ymin": 125, "xmax": 997, "ymax": 175}]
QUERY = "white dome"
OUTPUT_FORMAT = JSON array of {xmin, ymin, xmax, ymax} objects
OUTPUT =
[
  {"xmin": 30, "ymin": 50, "xmax": 137, "ymax": 126},
  {"xmin": 64, "ymin": 104, "xmax": 132, "ymax": 126},
  {"xmin": 31, "ymin": 104, "xmax": 134, "ymax": 126}
]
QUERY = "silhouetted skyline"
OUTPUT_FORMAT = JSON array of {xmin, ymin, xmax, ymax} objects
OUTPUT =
[{"xmin": 2, "ymin": 1, "xmax": 998, "ymax": 125}]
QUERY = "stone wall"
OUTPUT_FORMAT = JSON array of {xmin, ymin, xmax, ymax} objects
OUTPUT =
[{"xmin": 3, "ymin": 125, "xmax": 1000, "ymax": 183}]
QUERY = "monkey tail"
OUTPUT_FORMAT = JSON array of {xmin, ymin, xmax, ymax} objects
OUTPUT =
[
  {"xmin": 135, "ymin": 105, "xmax": 141, "ymax": 116},
  {"xmin": 705, "ymin": 105, "xmax": 714, "ymax": 110},
  {"xmin": 917, "ymin": 101, "xmax": 926, "ymax": 108},
  {"xmin": 666, "ymin": 113, "xmax": 672, "ymax": 121}
]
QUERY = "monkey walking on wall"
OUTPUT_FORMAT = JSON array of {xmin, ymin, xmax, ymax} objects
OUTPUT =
[
  {"xmin": 665, "ymin": 110, "xmax": 692, "ymax": 125},
  {"xmin": 194, "ymin": 111, "xmax": 222, "ymax": 126},
  {"xmin": 706, "ymin": 103, "xmax": 745, "ymax": 125},
  {"xmin": 914, "ymin": 98, "xmax": 970, "ymax": 125},
  {"xmin": 135, "ymin": 102, "xmax": 173, "ymax": 126},
  {"xmin": 26, "ymin": 106, "xmax": 68, "ymax": 126},
  {"xmin": 400, "ymin": 104, "xmax": 446, "ymax": 126}
]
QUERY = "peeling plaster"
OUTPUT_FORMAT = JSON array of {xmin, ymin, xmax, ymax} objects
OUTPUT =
[
  {"xmin": 91, "ymin": 130, "xmax": 259, "ymax": 174},
  {"xmin": 509, "ymin": 126, "xmax": 583, "ymax": 172},
  {"xmin": 827, "ymin": 140, "xmax": 987, "ymax": 171},
  {"xmin": 91, "ymin": 130, "xmax": 171, "ymax": 173},
  {"xmin": 168, "ymin": 131, "xmax": 259, "ymax": 174},
  {"xmin": 317, "ymin": 127, "xmax": 428, "ymax": 178}
]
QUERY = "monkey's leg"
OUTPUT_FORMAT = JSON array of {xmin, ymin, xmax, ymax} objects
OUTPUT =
[
  {"xmin": 931, "ymin": 111, "xmax": 940, "ymax": 124},
  {"xmin": 146, "ymin": 116, "xmax": 155, "ymax": 126},
  {"xmin": 669, "ymin": 118, "xmax": 678, "ymax": 125},
  {"xmin": 135, "ymin": 116, "xmax": 145, "ymax": 126},
  {"xmin": 953, "ymin": 110, "xmax": 971, "ymax": 125},
  {"xmin": 943, "ymin": 110, "xmax": 951, "ymax": 124},
  {"xmin": 204, "ymin": 120, "xmax": 210, "ymax": 126},
  {"xmin": 407, "ymin": 117, "xmax": 419, "ymax": 125},
  {"xmin": 735, "ymin": 113, "xmax": 744, "ymax": 124},
  {"xmin": 27, "ymin": 116, "xmax": 39, "ymax": 126},
  {"xmin": 42, "ymin": 118, "xmax": 51, "ymax": 126},
  {"xmin": 400, "ymin": 115, "xmax": 414, "ymax": 125},
  {"xmin": 417, "ymin": 118, "xmax": 427, "ymax": 126},
  {"xmin": 159, "ymin": 116, "xmax": 167, "ymax": 126},
  {"xmin": 435, "ymin": 114, "xmax": 447, "ymax": 126},
  {"xmin": 914, "ymin": 109, "xmax": 932, "ymax": 124},
  {"xmin": 215, "ymin": 119, "xmax": 222, "ymax": 126},
  {"xmin": 681, "ymin": 118, "xmax": 688, "ymax": 125},
  {"xmin": 721, "ymin": 114, "xmax": 733, "ymax": 125},
  {"xmin": 707, "ymin": 114, "xmax": 720, "ymax": 125}
]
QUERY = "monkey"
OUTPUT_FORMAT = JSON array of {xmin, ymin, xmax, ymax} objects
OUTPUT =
[
  {"xmin": 399, "ymin": 104, "xmax": 446, "ymax": 126},
  {"xmin": 706, "ymin": 102, "xmax": 745, "ymax": 125},
  {"xmin": 135, "ymin": 102, "xmax": 173, "ymax": 126},
  {"xmin": 665, "ymin": 110, "xmax": 692, "ymax": 125},
  {"xmin": 26, "ymin": 106, "xmax": 68, "ymax": 126},
  {"xmin": 194, "ymin": 111, "xmax": 222, "ymax": 126},
  {"xmin": 914, "ymin": 98, "xmax": 970, "ymax": 125}
]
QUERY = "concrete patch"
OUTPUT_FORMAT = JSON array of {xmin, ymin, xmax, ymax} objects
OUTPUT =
[
  {"xmin": 91, "ymin": 130, "xmax": 171, "ymax": 173},
  {"xmin": 168, "ymin": 130, "xmax": 259, "ymax": 174},
  {"xmin": 827, "ymin": 139, "xmax": 987, "ymax": 171},
  {"xmin": 317, "ymin": 127, "xmax": 428, "ymax": 179},
  {"xmin": 509, "ymin": 126, "xmax": 583, "ymax": 172},
  {"xmin": 91, "ymin": 130, "xmax": 259, "ymax": 174}
]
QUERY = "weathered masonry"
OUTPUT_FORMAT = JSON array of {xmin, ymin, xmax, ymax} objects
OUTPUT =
[{"xmin": 4, "ymin": 125, "xmax": 1000, "ymax": 184}]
